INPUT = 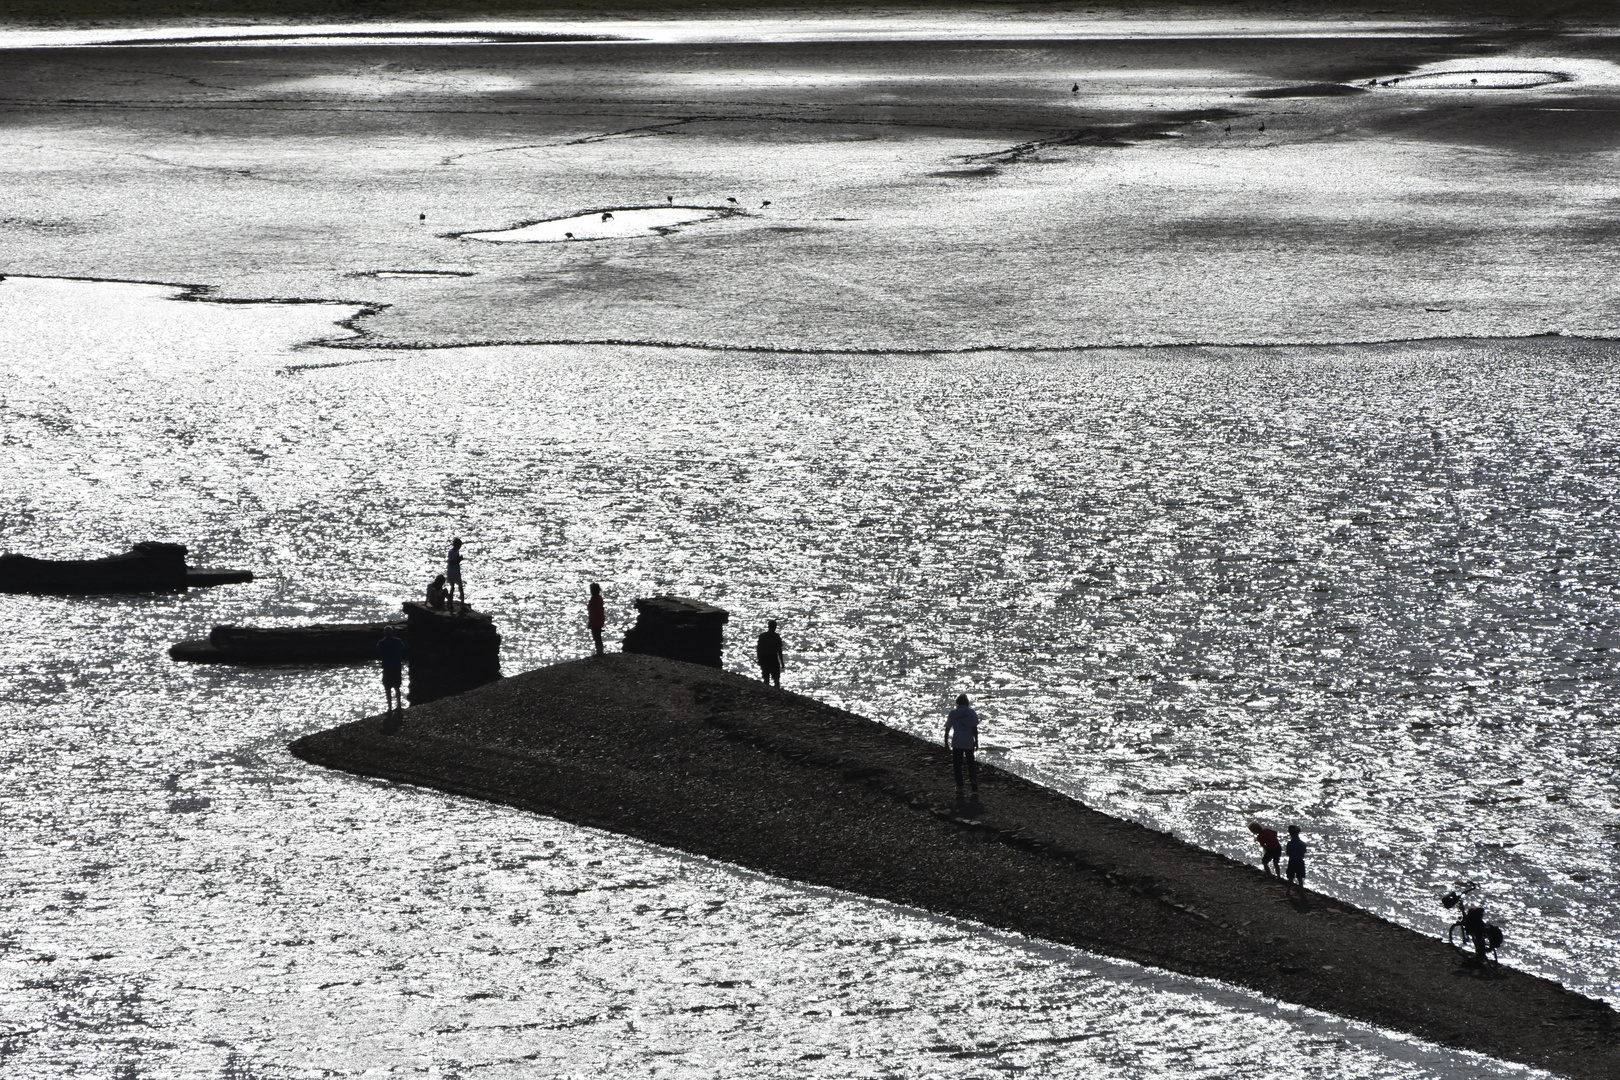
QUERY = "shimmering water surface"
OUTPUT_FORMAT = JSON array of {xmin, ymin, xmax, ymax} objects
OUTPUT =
[
  {"xmin": 1, "ymin": 274, "xmax": 1616, "ymax": 1078},
  {"xmin": 3, "ymin": 13, "xmax": 1620, "ymax": 1077}
]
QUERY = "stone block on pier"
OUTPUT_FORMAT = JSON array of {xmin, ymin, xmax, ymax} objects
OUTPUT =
[
  {"xmin": 621, "ymin": 596, "xmax": 729, "ymax": 668},
  {"xmin": 402, "ymin": 601, "xmax": 502, "ymax": 705}
]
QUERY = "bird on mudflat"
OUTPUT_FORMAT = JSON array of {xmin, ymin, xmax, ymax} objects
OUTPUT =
[
  {"xmin": 1258, "ymin": 122, "xmax": 1266, "ymax": 132},
  {"xmin": 727, "ymin": 197, "xmax": 738, "ymax": 204},
  {"xmin": 1071, "ymin": 83, "xmax": 1079, "ymax": 92},
  {"xmin": 761, "ymin": 200, "xmax": 771, "ymax": 208},
  {"xmin": 602, "ymin": 212, "xmax": 614, "ymax": 221},
  {"xmin": 419, "ymin": 213, "xmax": 426, "ymax": 221},
  {"xmin": 666, "ymin": 195, "xmax": 673, "ymax": 204},
  {"xmin": 565, "ymin": 232, "xmax": 574, "ymax": 239}
]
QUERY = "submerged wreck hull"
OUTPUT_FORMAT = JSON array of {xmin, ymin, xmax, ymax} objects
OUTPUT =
[
  {"xmin": 289, "ymin": 654, "xmax": 1619, "ymax": 1080},
  {"xmin": 0, "ymin": 542, "xmax": 252, "ymax": 594},
  {"xmin": 171, "ymin": 623, "xmax": 402, "ymax": 664}
]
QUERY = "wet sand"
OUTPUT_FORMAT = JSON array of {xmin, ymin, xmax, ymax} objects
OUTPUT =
[
  {"xmin": 4, "ymin": 17, "xmax": 1620, "ymax": 351},
  {"xmin": 292, "ymin": 653, "xmax": 1620, "ymax": 1080},
  {"xmin": 6, "ymin": 1, "xmax": 1618, "ymax": 27}
]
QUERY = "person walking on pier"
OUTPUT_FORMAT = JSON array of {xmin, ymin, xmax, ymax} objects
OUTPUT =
[
  {"xmin": 945, "ymin": 694, "xmax": 979, "ymax": 793},
  {"xmin": 446, "ymin": 538, "xmax": 466, "ymax": 605},
  {"xmin": 1249, "ymin": 820, "xmax": 1283, "ymax": 879},
  {"xmin": 756, "ymin": 619, "xmax": 784, "ymax": 687},
  {"xmin": 377, "ymin": 625, "xmax": 406, "ymax": 727},
  {"xmin": 587, "ymin": 582, "xmax": 607, "ymax": 656},
  {"xmin": 1284, "ymin": 825, "xmax": 1307, "ymax": 897}
]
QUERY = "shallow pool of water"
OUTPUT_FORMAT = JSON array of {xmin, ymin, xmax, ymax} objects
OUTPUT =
[{"xmin": 462, "ymin": 207, "xmax": 729, "ymax": 244}]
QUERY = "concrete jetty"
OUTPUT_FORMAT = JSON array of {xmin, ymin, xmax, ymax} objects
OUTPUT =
[{"xmin": 290, "ymin": 654, "xmax": 1619, "ymax": 1080}]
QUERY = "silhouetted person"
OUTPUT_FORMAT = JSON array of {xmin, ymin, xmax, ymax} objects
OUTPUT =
[
  {"xmin": 427, "ymin": 573, "xmax": 449, "ymax": 610},
  {"xmin": 588, "ymin": 582, "xmax": 606, "ymax": 656},
  {"xmin": 1248, "ymin": 820, "xmax": 1282, "ymax": 879},
  {"xmin": 1284, "ymin": 825, "xmax": 1307, "ymax": 897},
  {"xmin": 945, "ymin": 694, "xmax": 979, "ymax": 792},
  {"xmin": 1461, "ymin": 902, "xmax": 1490, "ymax": 964},
  {"xmin": 446, "ymin": 538, "xmax": 466, "ymax": 604},
  {"xmin": 756, "ymin": 620, "xmax": 784, "ymax": 686},
  {"xmin": 378, "ymin": 626, "xmax": 406, "ymax": 725}
]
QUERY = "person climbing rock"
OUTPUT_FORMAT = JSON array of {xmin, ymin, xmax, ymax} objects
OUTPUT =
[{"xmin": 1249, "ymin": 819, "xmax": 1283, "ymax": 879}]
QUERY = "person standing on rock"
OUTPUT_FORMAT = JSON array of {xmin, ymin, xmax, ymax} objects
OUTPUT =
[
  {"xmin": 446, "ymin": 538, "xmax": 466, "ymax": 605},
  {"xmin": 756, "ymin": 620, "xmax": 784, "ymax": 686},
  {"xmin": 945, "ymin": 694, "xmax": 979, "ymax": 793},
  {"xmin": 1284, "ymin": 824, "xmax": 1308, "ymax": 898},
  {"xmin": 377, "ymin": 625, "xmax": 406, "ymax": 726},
  {"xmin": 587, "ymin": 582, "xmax": 607, "ymax": 656}
]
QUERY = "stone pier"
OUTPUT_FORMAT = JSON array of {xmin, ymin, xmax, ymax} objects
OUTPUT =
[
  {"xmin": 402, "ymin": 602, "xmax": 501, "ymax": 705},
  {"xmin": 621, "ymin": 596, "xmax": 729, "ymax": 667}
]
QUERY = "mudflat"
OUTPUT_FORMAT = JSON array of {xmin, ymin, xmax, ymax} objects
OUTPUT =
[
  {"xmin": 291, "ymin": 653, "xmax": 1620, "ymax": 1080},
  {"xmin": 5, "ymin": 17, "xmax": 1620, "ymax": 351}
]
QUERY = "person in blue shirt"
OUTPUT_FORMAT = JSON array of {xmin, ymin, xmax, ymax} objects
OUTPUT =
[
  {"xmin": 944, "ymin": 694, "xmax": 980, "ymax": 793},
  {"xmin": 378, "ymin": 626, "xmax": 406, "ymax": 724},
  {"xmin": 1284, "ymin": 825, "xmax": 1307, "ymax": 898}
]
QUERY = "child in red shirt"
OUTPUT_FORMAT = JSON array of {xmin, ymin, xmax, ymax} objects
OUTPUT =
[{"xmin": 1248, "ymin": 820, "xmax": 1283, "ymax": 879}]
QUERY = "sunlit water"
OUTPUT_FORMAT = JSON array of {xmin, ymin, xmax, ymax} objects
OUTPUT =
[
  {"xmin": 1, "ymin": 276, "xmax": 1616, "ymax": 1077},
  {"xmin": 463, "ymin": 208, "xmax": 729, "ymax": 244}
]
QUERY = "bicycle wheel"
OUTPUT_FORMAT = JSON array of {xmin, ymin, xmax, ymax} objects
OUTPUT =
[{"xmin": 1447, "ymin": 923, "xmax": 1471, "ymax": 951}]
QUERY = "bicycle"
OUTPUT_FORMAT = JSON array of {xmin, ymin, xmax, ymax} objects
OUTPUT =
[{"xmin": 1440, "ymin": 882, "xmax": 1501, "ymax": 964}]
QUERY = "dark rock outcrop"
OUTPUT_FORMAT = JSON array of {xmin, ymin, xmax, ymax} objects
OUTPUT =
[
  {"xmin": 170, "ymin": 622, "xmax": 403, "ymax": 664},
  {"xmin": 290, "ymin": 655, "xmax": 1620, "ymax": 1080},
  {"xmin": 293, "ymin": 655, "xmax": 1620, "ymax": 1080},
  {"xmin": 621, "ymin": 595, "xmax": 728, "ymax": 667},
  {"xmin": 0, "ymin": 542, "xmax": 252, "ymax": 594},
  {"xmin": 402, "ymin": 601, "xmax": 500, "ymax": 705}
]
